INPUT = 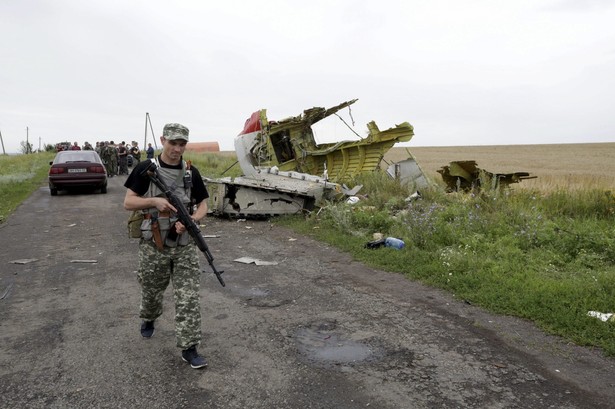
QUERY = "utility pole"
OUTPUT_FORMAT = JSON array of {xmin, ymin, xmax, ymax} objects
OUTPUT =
[
  {"xmin": 0, "ymin": 129, "xmax": 6, "ymax": 155},
  {"xmin": 26, "ymin": 126, "xmax": 30, "ymax": 154},
  {"xmin": 144, "ymin": 112, "xmax": 158, "ymax": 149},
  {"xmin": 143, "ymin": 113, "xmax": 148, "ymax": 149}
]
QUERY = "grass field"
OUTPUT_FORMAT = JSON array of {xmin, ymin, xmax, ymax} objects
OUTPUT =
[{"xmin": 384, "ymin": 142, "xmax": 615, "ymax": 191}]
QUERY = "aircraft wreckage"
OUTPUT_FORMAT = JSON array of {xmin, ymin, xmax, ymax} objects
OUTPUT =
[
  {"xmin": 206, "ymin": 99, "xmax": 417, "ymax": 217},
  {"xmin": 437, "ymin": 160, "xmax": 536, "ymax": 192}
]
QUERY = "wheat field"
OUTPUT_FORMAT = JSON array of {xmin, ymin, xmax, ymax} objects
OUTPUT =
[{"xmin": 384, "ymin": 142, "xmax": 615, "ymax": 191}]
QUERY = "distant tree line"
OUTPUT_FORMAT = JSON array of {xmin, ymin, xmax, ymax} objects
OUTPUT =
[
  {"xmin": 18, "ymin": 140, "xmax": 74, "ymax": 154},
  {"xmin": 20, "ymin": 140, "xmax": 33, "ymax": 154}
]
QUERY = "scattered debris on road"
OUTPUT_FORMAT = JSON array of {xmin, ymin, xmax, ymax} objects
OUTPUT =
[
  {"xmin": 9, "ymin": 258, "xmax": 38, "ymax": 264},
  {"xmin": 234, "ymin": 257, "xmax": 279, "ymax": 266}
]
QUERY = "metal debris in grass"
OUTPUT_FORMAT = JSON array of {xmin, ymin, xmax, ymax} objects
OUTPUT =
[{"xmin": 588, "ymin": 311, "xmax": 614, "ymax": 322}]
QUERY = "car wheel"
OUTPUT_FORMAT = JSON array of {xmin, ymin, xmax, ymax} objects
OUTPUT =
[
  {"xmin": 50, "ymin": 187, "xmax": 58, "ymax": 196},
  {"xmin": 101, "ymin": 185, "xmax": 107, "ymax": 194}
]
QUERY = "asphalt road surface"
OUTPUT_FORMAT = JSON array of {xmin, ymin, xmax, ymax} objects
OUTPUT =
[{"xmin": 1, "ymin": 176, "xmax": 614, "ymax": 408}]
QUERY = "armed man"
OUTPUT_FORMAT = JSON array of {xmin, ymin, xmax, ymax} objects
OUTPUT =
[{"xmin": 123, "ymin": 123, "xmax": 210, "ymax": 369}]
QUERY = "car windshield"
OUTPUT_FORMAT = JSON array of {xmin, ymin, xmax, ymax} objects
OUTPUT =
[{"xmin": 54, "ymin": 151, "xmax": 99, "ymax": 164}]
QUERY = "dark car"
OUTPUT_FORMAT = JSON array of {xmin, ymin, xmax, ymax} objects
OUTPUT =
[
  {"xmin": 127, "ymin": 154, "xmax": 134, "ymax": 167},
  {"xmin": 48, "ymin": 150, "xmax": 108, "ymax": 195}
]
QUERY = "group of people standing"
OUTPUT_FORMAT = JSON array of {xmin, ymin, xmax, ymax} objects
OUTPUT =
[
  {"xmin": 94, "ymin": 141, "xmax": 154, "ymax": 177},
  {"xmin": 56, "ymin": 141, "xmax": 94, "ymax": 151}
]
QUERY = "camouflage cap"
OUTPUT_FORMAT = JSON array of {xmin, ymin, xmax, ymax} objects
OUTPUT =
[{"xmin": 163, "ymin": 123, "xmax": 189, "ymax": 141}]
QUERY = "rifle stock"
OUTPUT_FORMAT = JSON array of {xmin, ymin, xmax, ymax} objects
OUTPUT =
[{"xmin": 143, "ymin": 162, "xmax": 225, "ymax": 287}]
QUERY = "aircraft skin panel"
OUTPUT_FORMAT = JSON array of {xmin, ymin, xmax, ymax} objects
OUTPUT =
[
  {"xmin": 235, "ymin": 100, "xmax": 414, "ymax": 183},
  {"xmin": 212, "ymin": 100, "xmax": 423, "ymax": 217}
]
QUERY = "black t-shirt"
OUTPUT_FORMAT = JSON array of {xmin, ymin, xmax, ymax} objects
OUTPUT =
[
  {"xmin": 130, "ymin": 147, "xmax": 141, "ymax": 160},
  {"xmin": 124, "ymin": 156, "xmax": 209, "ymax": 204}
]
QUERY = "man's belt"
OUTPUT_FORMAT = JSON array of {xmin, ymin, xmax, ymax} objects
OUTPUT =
[{"xmin": 144, "ymin": 211, "xmax": 170, "ymax": 219}]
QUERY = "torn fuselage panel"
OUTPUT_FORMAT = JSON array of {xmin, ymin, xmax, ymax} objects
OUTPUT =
[
  {"xmin": 437, "ymin": 160, "xmax": 536, "ymax": 192},
  {"xmin": 205, "ymin": 167, "xmax": 343, "ymax": 217},
  {"xmin": 234, "ymin": 99, "xmax": 415, "ymax": 182}
]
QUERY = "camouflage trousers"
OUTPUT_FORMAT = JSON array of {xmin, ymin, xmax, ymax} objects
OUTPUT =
[
  {"xmin": 110, "ymin": 158, "xmax": 118, "ymax": 175},
  {"xmin": 137, "ymin": 240, "xmax": 202, "ymax": 349}
]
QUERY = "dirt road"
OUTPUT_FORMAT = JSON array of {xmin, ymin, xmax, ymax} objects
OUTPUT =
[{"xmin": 1, "ymin": 176, "xmax": 614, "ymax": 408}]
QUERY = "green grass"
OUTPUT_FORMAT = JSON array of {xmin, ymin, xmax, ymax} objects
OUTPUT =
[
  {"xmin": 0, "ymin": 152, "xmax": 55, "ymax": 223},
  {"xmin": 183, "ymin": 152, "xmax": 243, "ymax": 178},
  {"xmin": 3, "ymin": 151, "xmax": 614, "ymax": 356}
]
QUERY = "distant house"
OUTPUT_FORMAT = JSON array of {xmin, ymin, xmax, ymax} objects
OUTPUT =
[{"xmin": 185, "ymin": 142, "xmax": 220, "ymax": 153}]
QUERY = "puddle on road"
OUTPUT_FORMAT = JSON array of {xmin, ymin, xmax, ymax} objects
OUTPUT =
[
  {"xmin": 246, "ymin": 287, "xmax": 271, "ymax": 297},
  {"xmin": 295, "ymin": 320, "xmax": 379, "ymax": 368},
  {"xmin": 234, "ymin": 287, "xmax": 271, "ymax": 297},
  {"xmin": 231, "ymin": 286, "xmax": 291, "ymax": 308}
]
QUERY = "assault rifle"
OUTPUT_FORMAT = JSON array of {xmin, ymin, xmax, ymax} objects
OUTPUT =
[{"xmin": 142, "ymin": 162, "xmax": 225, "ymax": 287}]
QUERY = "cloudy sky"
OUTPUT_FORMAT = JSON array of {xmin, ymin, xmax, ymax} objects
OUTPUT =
[{"xmin": 1, "ymin": 0, "xmax": 614, "ymax": 153}]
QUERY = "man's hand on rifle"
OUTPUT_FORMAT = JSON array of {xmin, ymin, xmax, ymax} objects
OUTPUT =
[{"xmin": 151, "ymin": 197, "xmax": 177, "ymax": 213}]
